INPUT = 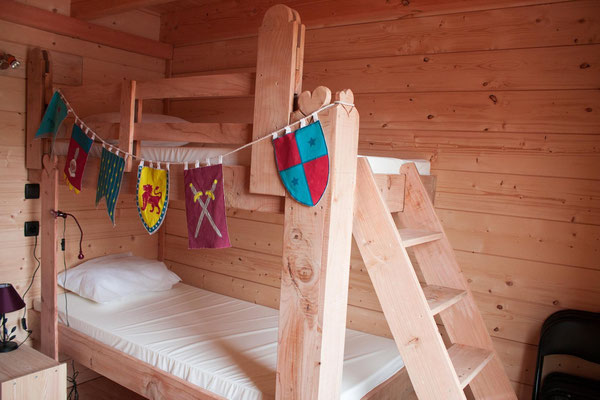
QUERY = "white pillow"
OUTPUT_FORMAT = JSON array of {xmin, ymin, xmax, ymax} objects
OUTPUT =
[{"xmin": 57, "ymin": 253, "xmax": 181, "ymax": 303}]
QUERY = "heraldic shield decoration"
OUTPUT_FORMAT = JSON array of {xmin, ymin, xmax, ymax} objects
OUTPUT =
[
  {"xmin": 273, "ymin": 121, "xmax": 329, "ymax": 207},
  {"xmin": 136, "ymin": 162, "xmax": 169, "ymax": 234}
]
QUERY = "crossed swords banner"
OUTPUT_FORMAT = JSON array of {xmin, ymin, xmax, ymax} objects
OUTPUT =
[{"xmin": 184, "ymin": 164, "xmax": 231, "ymax": 249}]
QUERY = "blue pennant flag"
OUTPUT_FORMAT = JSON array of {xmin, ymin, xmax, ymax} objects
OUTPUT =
[
  {"xmin": 35, "ymin": 92, "xmax": 68, "ymax": 139},
  {"xmin": 96, "ymin": 147, "xmax": 125, "ymax": 226}
]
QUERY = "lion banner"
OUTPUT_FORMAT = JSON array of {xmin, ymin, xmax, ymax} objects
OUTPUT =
[{"xmin": 136, "ymin": 162, "xmax": 169, "ymax": 234}]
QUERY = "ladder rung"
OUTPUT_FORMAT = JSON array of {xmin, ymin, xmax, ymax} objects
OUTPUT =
[
  {"xmin": 422, "ymin": 285, "xmax": 467, "ymax": 315},
  {"xmin": 398, "ymin": 228, "xmax": 443, "ymax": 247},
  {"xmin": 448, "ymin": 344, "xmax": 495, "ymax": 389}
]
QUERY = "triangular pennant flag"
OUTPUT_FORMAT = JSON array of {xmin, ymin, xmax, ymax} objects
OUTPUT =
[
  {"xmin": 184, "ymin": 164, "xmax": 231, "ymax": 249},
  {"xmin": 63, "ymin": 124, "xmax": 93, "ymax": 194},
  {"xmin": 136, "ymin": 163, "xmax": 169, "ymax": 234},
  {"xmin": 273, "ymin": 120, "xmax": 329, "ymax": 206},
  {"xmin": 35, "ymin": 91, "xmax": 68, "ymax": 139},
  {"xmin": 95, "ymin": 147, "xmax": 125, "ymax": 225}
]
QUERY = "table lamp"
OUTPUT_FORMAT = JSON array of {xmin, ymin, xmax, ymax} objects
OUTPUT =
[{"xmin": 0, "ymin": 283, "xmax": 25, "ymax": 352}]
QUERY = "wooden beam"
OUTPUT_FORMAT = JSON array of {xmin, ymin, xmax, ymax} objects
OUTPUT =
[
  {"xmin": 40, "ymin": 155, "xmax": 59, "ymax": 360},
  {"xmin": 59, "ymin": 324, "xmax": 225, "ymax": 400},
  {"xmin": 276, "ymin": 91, "xmax": 360, "ymax": 399},
  {"xmin": 83, "ymin": 122, "xmax": 252, "ymax": 145},
  {"xmin": 249, "ymin": 5, "xmax": 301, "ymax": 196},
  {"xmin": 119, "ymin": 80, "xmax": 136, "ymax": 172},
  {"xmin": 71, "ymin": 0, "xmax": 175, "ymax": 20},
  {"xmin": 25, "ymin": 48, "xmax": 47, "ymax": 170},
  {"xmin": 0, "ymin": 1, "xmax": 172, "ymax": 60},
  {"xmin": 136, "ymin": 73, "xmax": 255, "ymax": 99}
]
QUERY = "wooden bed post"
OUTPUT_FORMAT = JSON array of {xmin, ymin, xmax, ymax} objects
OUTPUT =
[
  {"xmin": 249, "ymin": 5, "xmax": 302, "ymax": 196},
  {"xmin": 40, "ymin": 154, "xmax": 59, "ymax": 360},
  {"xmin": 25, "ymin": 48, "xmax": 49, "ymax": 170},
  {"xmin": 119, "ymin": 79, "xmax": 136, "ymax": 172},
  {"xmin": 276, "ymin": 90, "xmax": 360, "ymax": 399}
]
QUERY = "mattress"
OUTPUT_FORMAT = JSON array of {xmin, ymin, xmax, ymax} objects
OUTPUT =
[
  {"xmin": 57, "ymin": 111, "xmax": 431, "ymax": 173},
  {"xmin": 53, "ymin": 141, "xmax": 429, "ymax": 175},
  {"xmin": 36, "ymin": 284, "xmax": 404, "ymax": 400}
]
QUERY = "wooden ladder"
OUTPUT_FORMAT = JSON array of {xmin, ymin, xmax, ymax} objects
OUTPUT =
[{"xmin": 352, "ymin": 157, "xmax": 517, "ymax": 400}]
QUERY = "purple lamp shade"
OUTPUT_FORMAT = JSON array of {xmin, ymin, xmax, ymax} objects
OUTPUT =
[{"xmin": 0, "ymin": 283, "xmax": 25, "ymax": 314}]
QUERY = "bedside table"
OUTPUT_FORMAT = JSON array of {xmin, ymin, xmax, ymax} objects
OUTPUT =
[{"xmin": 0, "ymin": 345, "xmax": 66, "ymax": 399}]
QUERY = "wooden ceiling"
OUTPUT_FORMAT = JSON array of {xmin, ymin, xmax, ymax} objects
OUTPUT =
[{"xmin": 70, "ymin": 0, "xmax": 214, "ymax": 20}]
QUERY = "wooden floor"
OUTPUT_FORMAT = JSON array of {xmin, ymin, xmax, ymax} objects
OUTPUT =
[{"xmin": 75, "ymin": 377, "xmax": 145, "ymax": 400}]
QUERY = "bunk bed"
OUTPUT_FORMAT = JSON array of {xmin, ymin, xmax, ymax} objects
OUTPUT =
[{"xmin": 26, "ymin": 4, "xmax": 516, "ymax": 400}]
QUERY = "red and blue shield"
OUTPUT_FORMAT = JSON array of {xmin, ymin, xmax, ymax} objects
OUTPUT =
[{"xmin": 273, "ymin": 121, "xmax": 329, "ymax": 207}]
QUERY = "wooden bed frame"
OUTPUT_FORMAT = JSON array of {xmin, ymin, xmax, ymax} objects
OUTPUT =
[
  {"xmin": 27, "ymin": 4, "xmax": 417, "ymax": 400},
  {"xmin": 27, "ymin": 4, "xmax": 515, "ymax": 400}
]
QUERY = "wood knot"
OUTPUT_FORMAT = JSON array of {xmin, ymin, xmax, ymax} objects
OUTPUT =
[
  {"xmin": 294, "ymin": 264, "xmax": 314, "ymax": 283},
  {"xmin": 489, "ymin": 94, "xmax": 498, "ymax": 104},
  {"xmin": 579, "ymin": 62, "xmax": 590, "ymax": 69},
  {"xmin": 290, "ymin": 228, "xmax": 303, "ymax": 243}
]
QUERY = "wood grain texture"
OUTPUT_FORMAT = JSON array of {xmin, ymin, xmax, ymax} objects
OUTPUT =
[
  {"xmin": 396, "ymin": 163, "xmax": 516, "ymax": 399},
  {"xmin": 118, "ymin": 80, "xmax": 136, "ymax": 172},
  {"xmin": 72, "ymin": 0, "xmax": 174, "ymax": 20},
  {"xmin": 160, "ymin": 0, "xmax": 570, "ymax": 46},
  {"xmin": 250, "ymin": 5, "xmax": 301, "ymax": 196},
  {"xmin": 353, "ymin": 157, "xmax": 465, "ymax": 399},
  {"xmin": 277, "ymin": 99, "xmax": 359, "ymax": 399},
  {"xmin": 0, "ymin": 1, "xmax": 173, "ymax": 60},
  {"xmin": 0, "ymin": 346, "xmax": 66, "ymax": 400},
  {"xmin": 136, "ymin": 73, "xmax": 255, "ymax": 99},
  {"xmin": 59, "ymin": 324, "xmax": 225, "ymax": 400},
  {"xmin": 25, "ymin": 48, "xmax": 45, "ymax": 170},
  {"xmin": 169, "ymin": 1, "xmax": 600, "ymax": 73},
  {"xmin": 40, "ymin": 156, "xmax": 58, "ymax": 360}
]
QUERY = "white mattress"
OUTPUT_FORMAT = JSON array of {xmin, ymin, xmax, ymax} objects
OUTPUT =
[
  {"xmin": 53, "ymin": 141, "xmax": 429, "ymax": 175},
  {"xmin": 38, "ymin": 284, "xmax": 403, "ymax": 399}
]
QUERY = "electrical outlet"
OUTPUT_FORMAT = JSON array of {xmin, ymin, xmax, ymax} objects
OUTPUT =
[
  {"xmin": 25, "ymin": 184, "xmax": 40, "ymax": 199},
  {"xmin": 24, "ymin": 221, "xmax": 39, "ymax": 237}
]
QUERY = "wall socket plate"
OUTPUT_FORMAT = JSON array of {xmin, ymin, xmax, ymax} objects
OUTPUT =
[
  {"xmin": 24, "ymin": 221, "xmax": 39, "ymax": 237},
  {"xmin": 25, "ymin": 184, "xmax": 40, "ymax": 199}
]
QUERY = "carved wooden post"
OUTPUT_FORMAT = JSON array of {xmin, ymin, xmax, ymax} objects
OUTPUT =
[
  {"xmin": 249, "ymin": 5, "xmax": 302, "ymax": 196},
  {"xmin": 276, "ymin": 89, "xmax": 360, "ymax": 399}
]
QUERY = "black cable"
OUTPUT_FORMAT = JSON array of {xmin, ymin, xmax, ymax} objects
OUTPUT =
[
  {"xmin": 22, "ymin": 235, "xmax": 41, "ymax": 299},
  {"xmin": 67, "ymin": 360, "xmax": 79, "ymax": 400},
  {"xmin": 19, "ymin": 235, "xmax": 40, "ymax": 344},
  {"xmin": 62, "ymin": 218, "xmax": 70, "ymax": 327}
]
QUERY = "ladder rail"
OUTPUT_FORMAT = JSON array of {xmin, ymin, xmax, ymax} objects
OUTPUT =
[
  {"xmin": 353, "ymin": 157, "xmax": 466, "ymax": 400},
  {"xmin": 396, "ymin": 163, "xmax": 517, "ymax": 399}
]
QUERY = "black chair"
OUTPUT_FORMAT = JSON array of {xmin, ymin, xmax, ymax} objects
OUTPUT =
[{"xmin": 533, "ymin": 309, "xmax": 600, "ymax": 399}]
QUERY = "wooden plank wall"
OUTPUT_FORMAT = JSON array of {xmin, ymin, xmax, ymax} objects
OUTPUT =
[
  {"xmin": 160, "ymin": 1, "xmax": 600, "ymax": 398},
  {"xmin": 0, "ymin": 0, "xmax": 163, "ymax": 351}
]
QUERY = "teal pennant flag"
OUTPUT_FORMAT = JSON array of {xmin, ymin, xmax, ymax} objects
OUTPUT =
[
  {"xmin": 96, "ymin": 147, "xmax": 125, "ymax": 226},
  {"xmin": 35, "ymin": 91, "xmax": 68, "ymax": 139}
]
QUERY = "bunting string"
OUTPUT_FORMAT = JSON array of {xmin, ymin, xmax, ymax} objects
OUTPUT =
[{"xmin": 56, "ymin": 89, "xmax": 354, "ymax": 168}]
